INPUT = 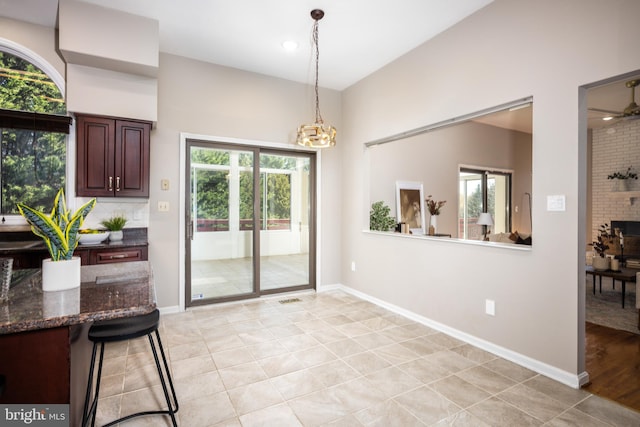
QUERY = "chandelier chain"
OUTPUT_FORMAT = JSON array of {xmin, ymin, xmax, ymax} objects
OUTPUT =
[{"xmin": 313, "ymin": 19, "xmax": 323, "ymax": 124}]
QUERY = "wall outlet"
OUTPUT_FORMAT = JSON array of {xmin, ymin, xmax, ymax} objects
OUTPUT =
[
  {"xmin": 485, "ymin": 299, "xmax": 495, "ymax": 316},
  {"xmin": 158, "ymin": 201, "xmax": 170, "ymax": 212},
  {"xmin": 351, "ymin": 261, "xmax": 356, "ymax": 272}
]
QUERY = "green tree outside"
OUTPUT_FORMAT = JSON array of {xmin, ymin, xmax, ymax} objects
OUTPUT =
[{"xmin": 0, "ymin": 51, "xmax": 66, "ymax": 214}]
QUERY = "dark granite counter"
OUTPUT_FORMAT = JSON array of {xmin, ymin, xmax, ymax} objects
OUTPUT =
[
  {"xmin": 0, "ymin": 227, "xmax": 148, "ymax": 255},
  {"xmin": 0, "ymin": 261, "xmax": 155, "ymax": 335}
]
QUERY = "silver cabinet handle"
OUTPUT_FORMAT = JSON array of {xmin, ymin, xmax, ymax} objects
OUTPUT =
[
  {"xmin": 108, "ymin": 176, "xmax": 113, "ymax": 191},
  {"xmin": 116, "ymin": 176, "xmax": 121, "ymax": 192}
]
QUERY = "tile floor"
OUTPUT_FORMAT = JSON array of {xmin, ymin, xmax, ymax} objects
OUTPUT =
[{"xmin": 95, "ymin": 290, "xmax": 640, "ymax": 426}]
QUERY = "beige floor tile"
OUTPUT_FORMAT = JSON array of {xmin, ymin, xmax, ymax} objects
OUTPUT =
[
  {"xmin": 354, "ymin": 399, "xmax": 424, "ymax": 427},
  {"xmin": 543, "ymin": 407, "xmax": 611, "ymax": 427},
  {"xmin": 95, "ymin": 394, "xmax": 121, "ymax": 426},
  {"xmin": 102, "ymin": 355, "xmax": 127, "ymax": 376},
  {"xmin": 119, "ymin": 385, "xmax": 172, "ymax": 419},
  {"xmin": 239, "ymin": 403, "xmax": 303, "ymax": 427},
  {"xmin": 258, "ymin": 352, "xmax": 306, "ymax": 377},
  {"xmin": 394, "ymin": 385, "xmax": 462, "ymax": 425},
  {"xmin": 247, "ymin": 340, "xmax": 289, "ymax": 360},
  {"xmin": 522, "ymin": 375, "xmax": 591, "ymax": 406},
  {"xmin": 124, "ymin": 364, "xmax": 162, "ymax": 392},
  {"xmin": 498, "ymin": 383, "xmax": 571, "ymax": 422},
  {"xmin": 168, "ymin": 339, "xmax": 210, "ymax": 361},
  {"xmin": 228, "ymin": 379, "xmax": 285, "ymax": 415},
  {"xmin": 323, "ymin": 338, "xmax": 367, "ymax": 358},
  {"xmin": 352, "ymin": 332, "xmax": 396, "ymax": 350},
  {"xmin": 575, "ymin": 394, "xmax": 640, "ymax": 427},
  {"xmin": 101, "ymin": 291, "xmax": 640, "ymax": 426},
  {"xmin": 423, "ymin": 350, "xmax": 477, "ymax": 374},
  {"xmin": 343, "ymin": 350, "xmax": 392, "ymax": 375},
  {"xmin": 433, "ymin": 410, "xmax": 492, "ymax": 427},
  {"xmin": 372, "ymin": 343, "xmax": 420, "ymax": 365},
  {"xmin": 98, "ymin": 373, "xmax": 125, "ymax": 398},
  {"xmin": 466, "ymin": 396, "xmax": 542, "ymax": 426},
  {"xmin": 483, "ymin": 357, "xmax": 537, "ymax": 382},
  {"xmin": 398, "ymin": 357, "xmax": 450, "ymax": 384},
  {"xmin": 331, "ymin": 377, "xmax": 387, "ymax": 412},
  {"xmin": 179, "ymin": 391, "xmax": 237, "ymax": 427},
  {"xmin": 449, "ymin": 343, "xmax": 497, "ymax": 364},
  {"xmin": 293, "ymin": 345, "xmax": 337, "ymax": 368},
  {"xmin": 270, "ymin": 369, "xmax": 326, "ymax": 400},
  {"xmin": 171, "ymin": 354, "xmax": 216, "ymax": 379},
  {"xmin": 289, "ymin": 389, "xmax": 350, "ymax": 426},
  {"xmin": 399, "ymin": 337, "xmax": 444, "ymax": 355},
  {"xmin": 218, "ymin": 361, "xmax": 268, "ymax": 389},
  {"xmin": 308, "ymin": 359, "xmax": 361, "ymax": 387},
  {"xmin": 175, "ymin": 370, "xmax": 225, "ymax": 402},
  {"xmin": 429, "ymin": 375, "xmax": 491, "ymax": 408},
  {"xmin": 455, "ymin": 365, "xmax": 517, "ymax": 394},
  {"xmin": 364, "ymin": 366, "xmax": 423, "ymax": 399},
  {"xmin": 212, "ymin": 346, "xmax": 255, "ymax": 368}
]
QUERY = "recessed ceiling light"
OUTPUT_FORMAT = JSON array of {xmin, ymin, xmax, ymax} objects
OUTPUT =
[
  {"xmin": 282, "ymin": 40, "xmax": 298, "ymax": 51},
  {"xmin": 602, "ymin": 116, "xmax": 614, "ymax": 121}
]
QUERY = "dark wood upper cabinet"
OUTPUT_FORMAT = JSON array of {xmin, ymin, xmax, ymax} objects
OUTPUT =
[{"xmin": 76, "ymin": 115, "xmax": 151, "ymax": 197}]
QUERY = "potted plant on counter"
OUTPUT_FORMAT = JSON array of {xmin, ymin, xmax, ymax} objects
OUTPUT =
[
  {"xmin": 370, "ymin": 201, "xmax": 397, "ymax": 232},
  {"xmin": 591, "ymin": 223, "xmax": 611, "ymax": 271},
  {"xmin": 100, "ymin": 215, "xmax": 128, "ymax": 241},
  {"xmin": 17, "ymin": 188, "xmax": 96, "ymax": 291}
]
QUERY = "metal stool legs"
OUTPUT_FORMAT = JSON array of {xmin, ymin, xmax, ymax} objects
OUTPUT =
[{"xmin": 82, "ymin": 327, "xmax": 178, "ymax": 426}]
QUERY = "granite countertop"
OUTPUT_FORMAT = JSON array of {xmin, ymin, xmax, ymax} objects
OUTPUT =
[
  {"xmin": 0, "ymin": 261, "xmax": 156, "ymax": 335},
  {"xmin": 0, "ymin": 227, "xmax": 148, "ymax": 254}
]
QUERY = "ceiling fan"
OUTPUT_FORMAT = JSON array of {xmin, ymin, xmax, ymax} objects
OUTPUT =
[{"xmin": 590, "ymin": 79, "xmax": 640, "ymax": 123}]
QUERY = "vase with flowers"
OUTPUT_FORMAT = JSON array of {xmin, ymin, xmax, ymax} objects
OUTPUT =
[
  {"xmin": 425, "ymin": 195, "xmax": 446, "ymax": 235},
  {"xmin": 607, "ymin": 166, "xmax": 638, "ymax": 192}
]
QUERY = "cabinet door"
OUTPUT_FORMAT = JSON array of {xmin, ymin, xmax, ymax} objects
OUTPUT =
[
  {"xmin": 115, "ymin": 120, "xmax": 150, "ymax": 197},
  {"xmin": 76, "ymin": 116, "xmax": 115, "ymax": 197}
]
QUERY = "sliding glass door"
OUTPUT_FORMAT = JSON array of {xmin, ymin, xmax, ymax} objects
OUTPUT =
[{"xmin": 185, "ymin": 141, "xmax": 315, "ymax": 306}]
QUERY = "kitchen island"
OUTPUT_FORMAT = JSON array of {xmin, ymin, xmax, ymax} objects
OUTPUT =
[{"xmin": 0, "ymin": 261, "xmax": 156, "ymax": 426}]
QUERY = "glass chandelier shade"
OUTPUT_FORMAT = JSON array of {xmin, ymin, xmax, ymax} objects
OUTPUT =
[{"xmin": 296, "ymin": 9, "xmax": 337, "ymax": 148}]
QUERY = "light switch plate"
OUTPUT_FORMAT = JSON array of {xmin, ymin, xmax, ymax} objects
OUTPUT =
[
  {"xmin": 158, "ymin": 201, "xmax": 170, "ymax": 212},
  {"xmin": 546, "ymin": 195, "xmax": 566, "ymax": 211}
]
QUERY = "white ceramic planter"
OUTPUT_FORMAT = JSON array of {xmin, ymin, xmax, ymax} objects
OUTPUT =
[
  {"xmin": 109, "ymin": 230, "xmax": 123, "ymax": 242},
  {"xmin": 592, "ymin": 256, "xmax": 610, "ymax": 271},
  {"xmin": 41, "ymin": 257, "xmax": 81, "ymax": 292}
]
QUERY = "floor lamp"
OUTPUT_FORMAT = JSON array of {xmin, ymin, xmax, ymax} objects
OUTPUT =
[{"xmin": 477, "ymin": 212, "xmax": 494, "ymax": 241}]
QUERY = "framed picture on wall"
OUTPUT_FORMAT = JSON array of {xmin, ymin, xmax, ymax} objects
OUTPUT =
[{"xmin": 396, "ymin": 181, "xmax": 425, "ymax": 235}]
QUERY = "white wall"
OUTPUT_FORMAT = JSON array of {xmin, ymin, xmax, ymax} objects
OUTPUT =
[
  {"xmin": 340, "ymin": 0, "xmax": 640, "ymax": 385},
  {"xmin": 151, "ymin": 53, "xmax": 342, "ymax": 307},
  {"xmin": 590, "ymin": 120, "xmax": 640, "ymax": 241}
]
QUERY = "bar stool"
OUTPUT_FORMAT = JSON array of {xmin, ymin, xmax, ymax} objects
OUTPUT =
[{"xmin": 82, "ymin": 309, "xmax": 179, "ymax": 427}]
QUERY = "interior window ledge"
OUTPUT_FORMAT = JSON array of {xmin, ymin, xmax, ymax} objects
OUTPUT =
[{"xmin": 362, "ymin": 230, "xmax": 532, "ymax": 251}]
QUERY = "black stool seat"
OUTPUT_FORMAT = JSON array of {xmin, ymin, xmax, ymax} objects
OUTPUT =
[
  {"xmin": 82, "ymin": 309, "xmax": 178, "ymax": 427},
  {"xmin": 89, "ymin": 310, "xmax": 160, "ymax": 343}
]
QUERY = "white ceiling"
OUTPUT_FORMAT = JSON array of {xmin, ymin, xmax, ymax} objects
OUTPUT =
[
  {"xmin": 0, "ymin": 0, "xmax": 493, "ymax": 91},
  {"xmin": 1, "ymin": 0, "xmax": 638, "ymax": 131}
]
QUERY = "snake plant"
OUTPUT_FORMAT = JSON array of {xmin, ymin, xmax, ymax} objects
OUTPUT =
[{"xmin": 17, "ymin": 189, "xmax": 96, "ymax": 261}]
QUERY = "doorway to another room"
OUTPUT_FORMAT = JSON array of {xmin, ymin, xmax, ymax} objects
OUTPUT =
[{"xmin": 184, "ymin": 139, "xmax": 316, "ymax": 306}]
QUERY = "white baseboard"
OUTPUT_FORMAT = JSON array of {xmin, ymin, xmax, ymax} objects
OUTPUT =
[
  {"xmin": 325, "ymin": 284, "xmax": 588, "ymax": 389},
  {"xmin": 158, "ymin": 305, "xmax": 182, "ymax": 315}
]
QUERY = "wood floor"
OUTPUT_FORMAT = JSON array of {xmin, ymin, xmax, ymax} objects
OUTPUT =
[{"xmin": 584, "ymin": 321, "xmax": 640, "ymax": 412}]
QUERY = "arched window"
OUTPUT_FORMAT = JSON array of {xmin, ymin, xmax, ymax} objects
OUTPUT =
[{"xmin": 0, "ymin": 50, "xmax": 70, "ymax": 214}]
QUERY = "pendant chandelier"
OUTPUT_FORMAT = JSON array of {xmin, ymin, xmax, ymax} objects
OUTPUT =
[{"xmin": 296, "ymin": 9, "xmax": 337, "ymax": 148}]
